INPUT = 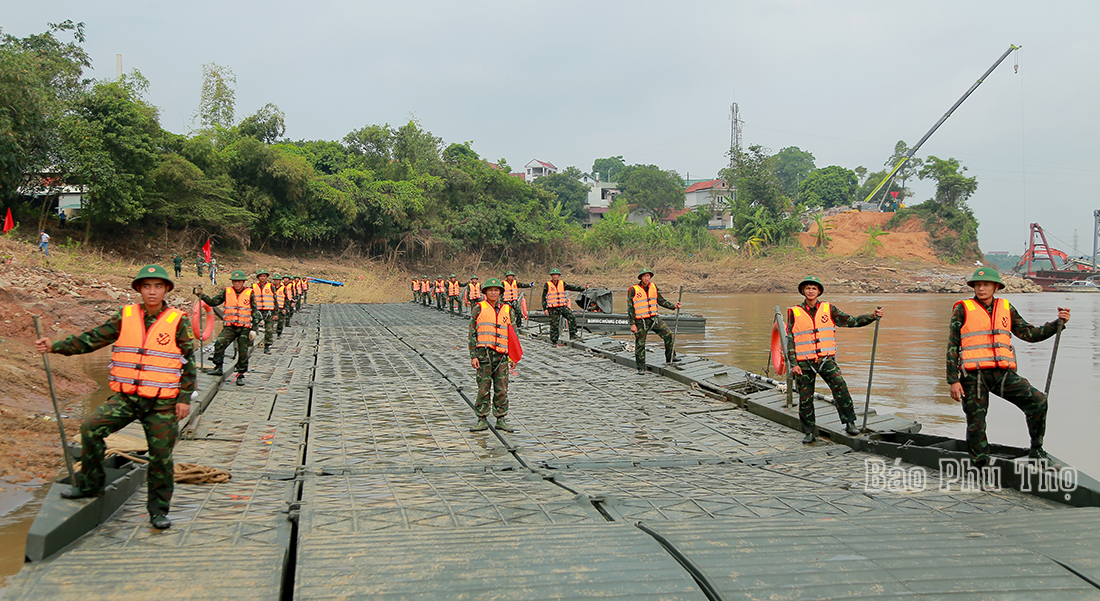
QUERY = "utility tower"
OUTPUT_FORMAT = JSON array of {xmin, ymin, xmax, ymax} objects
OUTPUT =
[{"xmin": 729, "ymin": 103, "xmax": 743, "ymax": 166}]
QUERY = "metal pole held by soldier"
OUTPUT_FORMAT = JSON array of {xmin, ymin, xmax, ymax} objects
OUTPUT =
[
  {"xmin": 34, "ymin": 316, "xmax": 78, "ymax": 488},
  {"xmin": 861, "ymin": 307, "xmax": 882, "ymax": 432}
]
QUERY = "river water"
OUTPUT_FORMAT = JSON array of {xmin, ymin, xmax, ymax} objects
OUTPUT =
[{"xmin": 652, "ymin": 291, "xmax": 1100, "ymax": 479}]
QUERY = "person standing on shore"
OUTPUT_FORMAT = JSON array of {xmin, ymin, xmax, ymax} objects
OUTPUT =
[
  {"xmin": 172, "ymin": 254, "xmax": 183, "ymax": 278},
  {"xmin": 468, "ymin": 278, "xmax": 514, "ymax": 433},
  {"xmin": 198, "ymin": 270, "xmax": 256, "ymax": 386},
  {"xmin": 38, "ymin": 230, "xmax": 50, "ymax": 255},
  {"xmin": 34, "ymin": 265, "xmax": 194, "ymax": 529},
  {"xmin": 196, "ymin": 252, "xmax": 204, "ymax": 277},
  {"xmin": 208, "ymin": 257, "xmax": 218, "ymax": 286},
  {"xmin": 947, "ymin": 268, "xmax": 1070, "ymax": 465},
  {"xmin": 501, "ymin": 271, "xmax": 533, "ymax": 326},
  {"xmin": 628, "ymin": 268, "xmax": 682, "ymax": 374},
  {"xmin": 786, "ymin": 276, "xmax": 882, "ymax": 443},
  {"xmin": 252, "ymin": 269, "xmax": 276, "ymax": 354},
  {"xmin": 542, "ymin": 269, "xmax": 586, "ymax": 346}
]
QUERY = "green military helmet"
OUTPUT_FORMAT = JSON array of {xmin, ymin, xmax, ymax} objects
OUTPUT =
[
  {"xmin": 131, "ymin": 264, "xmax": 175, "ymax": 292},
  {"xmin": 549, "ymin": 268, "xmax": 561, "ymax": 275},
  {"xmin": 504, "ymin": 270, "xmax": 515, "ymax": 277},
  {"xmin": 229, "ymin": 270, "xmax": 248, "ymax": 281},
  {"xmin": 272, "ymin": 273, "xmax": 283, "ymax": 280},
  {"xmin": 481, "ymin": 278, "xmax": 505, "ymax": 292},
  {"xmin": 470, "ymin": 274, "xmax": 479, "ymax": 280},
  {"xmin": 256, "ymin": 268, "xmax": 270, "ymax": 276},
  {"xmin": 798, "ymin": 275, "xmax": 825, "ymax": 295},
  {"xmin": 967, "ymin": 267, "xmax": 1005, "ymax": 290},
  {"xmin": 449, "ymin": 273, "xmax": 456, "ymax": 278},
  {"xmin": 638, "ymin": 267, "xmax": 654, "ymax": 279}
]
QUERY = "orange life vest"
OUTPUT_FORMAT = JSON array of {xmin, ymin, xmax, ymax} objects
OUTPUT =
[
  {"xmin": 476, "ymin": 301, "xmax": 512, "ymax": 354},
  {"xmin": 224, "ymin": 287, "xmax": 253, "ymax": 328},
  {"xmin": 448, "ymin": 280, "xmax": 460, "ymax": 296},
  {"xmin": 435, "ymin": 280, "xmax": 445, "ymax": 293},
  {"xmin": 790, "ymin": 302, "xmax": 837, "ymax": 361},
  {"xmin": 468, "ymin": 281, "xmax": 481, "ymax": 301},
  {"xmin": 503, "ymin": 279, "xmax": 519, "ymax": 302},
  {"xmin": 252, "ymin": 282, "xmax": 275, "ymax": 311},
  {"xmin": 295, "ymin": 280, "xmax": 303, "ymax": 295},
  {"xmin": 546, "ymin": 280, "xmax": 567, "ymax": 308},
  {"xmin": 274, "ymin": 284, "xmax": 286, "ymax": 310},
  {"xmin": 957, "ymin": 298, "xmax": 1017, "ymax": 371},
  {"xmin": 411, "ymin": 279, "xmax": 419, "ymax": 291},
  {"xmin": 421, "ymin": 279, "xmax": 431, "ymax": 293},
  {"xmin": 108, "ymin": 304, "xmax": 184, "ymax": 400},
  {"xmin": 630, "ymin": 282, "xmax": 659, "ymax": 319}
]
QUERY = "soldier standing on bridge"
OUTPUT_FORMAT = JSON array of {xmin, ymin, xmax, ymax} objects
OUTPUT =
[
  {"xmin": 947, "ymin": 268, "xmax": 1070, "ymax": 466},
  {"xmin": 502, "ymin": 271, "xmax": 533, "ymax": 326},
  {"xmin": 198, "ymin": 270, "xmax": 257, "ymax": 386},
  {"xmin": 34, "ymin": 265, "xmax": 194, "ymax": 529},
  {"xmin": 271, "ymin": 274, "xmax": 286, "ymax": 337},
  {"xmin": 252, "ymin": 269, "xmax": 276, "ymax": 354},
  {"xmin": 421, "ymin": 275, "xmax": 432, "ymax": 307},
  {"xmin": 469, "ymin": 278, "xmax": 515, "ymax": 433},
  {"xmin": 628, "ymin": 268, "xmax": 681, "ymax": 374},
  {"xmin": 786, "ymin": 276, "xmax": 882, "ymax": 444},
  {"xmin": 446, "ymin": 274, "xmax": 462, "ymax": 316},
  {"xmin": 542, "ymin": 268, "xmax": 587, "ymax": 346}
]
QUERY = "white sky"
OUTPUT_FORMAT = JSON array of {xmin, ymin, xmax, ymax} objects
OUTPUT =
[{"xmin": 5, "ymin": 0, "xmax": 1099, "ymax": 255}]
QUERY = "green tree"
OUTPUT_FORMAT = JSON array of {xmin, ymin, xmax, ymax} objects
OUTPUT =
[
  {"xmin": 238, "ymin": 102, "xmax": 285, "ymax": 144},
  {"xmin": 534, "ymin": 171, "xmax": 589, "ymax": 222},
  {"xmin": 720, "ymin": 145, "xmax": 786, "ymax": 213},
  {"xmin": 343, "ymin": 123, "xmax": 393, "ymax": 171},
  {"xmin": 798, "ymin": 165, "xmax": 857, "ymax": 209},
  {"xmin": 0, "ymin": 20, "xmax": 90, "ymax": 201},
  {"xmin": 855, "ymin": 168, "xmax": 904, "ymax": 206},
  {"xmin": 884, "ymin": 140, "xmax": 923, "ymax": 199},
  {"xmin": 773, "ymin": 146, "xmax": 816, "ymax": 199},
  {"xmin": 860, "ymin": 224, "xmax": 888, "ymax": 257},
  {"xmin": 918, "ymin": 156, "xmax": 978, "ymax": 208},
  {"xmin": 616, "ymin": 164, "xmax": 685, "ymax": 218},
  {"xmin": 195, "ymin": 62, "xmax": 236, "ymax": 133},
  {"xmin": 147, "ymin": 153, "xmax": 254, "ymax": 242},
  {"xmin": 811, "ymin": 213, "xmax": 834, "ymax": 249},
  {"xmin": 592, "ymin": 156, "xmax": 625, "ymax": 182}
]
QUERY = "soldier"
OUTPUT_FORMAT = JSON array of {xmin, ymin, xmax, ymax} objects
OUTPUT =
[
  {"xmin": 294, "ymin": 276, "xmax": 305, "ymax": 311},
  {"xmin": 542, "ymin": 268, "xmax": 586, "ymax": 346},
  {"xmin": 196, "ymin": 252, "xmax": 204, "ymax": 277},
  {"xmin": 283, "ymin": 274, "xmax": 296, "ymax": 323},
  {"xmin": 172, "ymin": 253, "xmax": 183, "ymax": 278},
  {"xmin": 252, "ymin": 269, "xmax": 276, "ymax": 354},
  {"xmin": 446, "ymin": 274, "xmax": 462, "ymax": 316},
  {"xmin": 271, "ymin": 274, "xmax": 287, "ymax": 337},
  {"xmin": 464, "ymin": 275, "xmax": 482, "ymax": 310},
  {"xmin": 501, "ymin": 271, "xmax": 533, "ymax": 326},
  {"xmin": 947, "ymin": 268, "xmax": 1070, "ymax": 465},
  {"xmin": 34, "ymin": 265, "xmax": 194, "ymax": 529},
  {"xmin": 420, "ymin": 275, "xmax": 432, "ymax": 307},
  {"xmin": 198, "ymin": 270, "xmax": 256, "ymax": 385},
  {"xmin": 787, "ymin": 276, "xmax": 883, "ymax": 443},
  {"xmin": 208, "ymin": 257, "xmax": 218, "ymax": 285},
  {"xmin": 628, "ymin": 268, "xmax": 682, "ymax": 374},
  {"xmin": 434, "ymin": 275, "xmax": 446, "ymax": 311},
  {"xmin": 468, "ymin": 278, "xmax": 515, "ymax": 433},
  {"xmin": 411, "ymin": 275, "xmax": 421, "ymax": 304}
]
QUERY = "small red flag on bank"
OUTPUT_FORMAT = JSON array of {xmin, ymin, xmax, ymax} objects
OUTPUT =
[
  {"xmin": 2, "ymin": 208, "xmax": 13, "ymax": 234},
  {"xmin": 202, "ymin": 238, "xmax": 212, "ymax": 262}
]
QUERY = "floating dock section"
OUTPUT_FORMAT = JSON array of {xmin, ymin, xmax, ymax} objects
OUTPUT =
[{"xmin": 9, "ymin": 303, "xmax": 1100, "ymax": 600}]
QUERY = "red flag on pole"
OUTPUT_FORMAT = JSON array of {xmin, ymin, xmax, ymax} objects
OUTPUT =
[
  {"xmin": 2, "ymin": 208, "xmax": 13, "ymax": 234},
  {"xmin": 507, "ymin": 324, "xmax": 523, "ymax": 363},
  {"xmin": 890, "ymin": 191, "xmax": 899, "ymax": 199},
  {"xmin": 202, "ymin": 238, "xmax": 212, "ymax": 262}
]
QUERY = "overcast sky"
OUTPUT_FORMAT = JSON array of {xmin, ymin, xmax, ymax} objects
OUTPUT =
[{"xmin": 5, "ymin": 1, "xmax": 1099, "ymax": 255}]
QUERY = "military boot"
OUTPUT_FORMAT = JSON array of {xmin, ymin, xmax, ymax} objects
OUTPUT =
[
  {"xmin": 469, "ymin": 417, "xmax": 489, "ymax": 432},
  {"xmin": 60, "ymin": 487, "xmax": 103, "ymax": 500},
  {"xmin": 802, "ymin": 429, "xmax": 817, "ymax": 444},
  {"xmin": 844, "ymin": 422, "xmax": 860, "ymax": 436},
  {"xmin": 494, "ymin": 416, "xmax": 514, "ymax": 432},
  {"xmin": 665, "ymin": 352, "xmax": 682, "ymax": 364},
  {"xmin": 204, "ymin": 366, "xmax": 224, "ymax": 377},
  {"xmin": 150, "ymin": 514, "xmax": 172, "ymax": 529},
  {"xmin": 235, "ymin": 373, "xmax": 246, "ymax": 386}
]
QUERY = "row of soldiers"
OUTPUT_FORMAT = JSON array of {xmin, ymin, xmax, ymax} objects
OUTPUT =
[{"xmin": 195, "ymin": 269, "xmax": 309, "ymax": 385}]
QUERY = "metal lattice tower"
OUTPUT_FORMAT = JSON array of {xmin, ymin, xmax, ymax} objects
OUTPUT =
[{"xmin": 729, "ymin": 103, "xmax": 743, "ymax": 165}]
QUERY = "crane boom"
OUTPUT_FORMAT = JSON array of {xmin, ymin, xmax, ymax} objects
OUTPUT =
[{"xmin": 862, "ymin": 44, "xmax": 1021, "ymax": 207}]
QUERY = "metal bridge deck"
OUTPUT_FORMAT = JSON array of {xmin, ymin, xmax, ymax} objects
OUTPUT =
[{"xmin": 8, "ymin": 302, "xmax": 1100, "ymax": 600}]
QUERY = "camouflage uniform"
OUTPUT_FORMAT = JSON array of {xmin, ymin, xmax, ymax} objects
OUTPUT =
[
  {"xmin": 469, "ymin": 302, "xmax": 509, "ymax": 418},
  {"xmin": 947, "ymin": 299, "xmax": 1061, "ymax": 464},
  {"xmin": 786, "ymin": 301, "xmax": 876, "ymax": 433},
  {"xmin": 200, "ymin": 287, "xmax": 257, "ymax": 374},
  {"xmin": 196, "ymin": 255, "xmax": 204, "ymax": 276},
  {"xmin": 627, "ymin": 287, "xmax": 679, "ymax": 369},
  {"xmin": 51, "ymin": 305, "xmax": 196, "ymax": 516},
  {"xmin": 172, "ymin": 255, "xmax": 182, "ymax": 278},
  {"xmin": 542, "ymin": 281, "xmax": 585, "ymax": 344},
  {"xmin": 447, "ymin": 279, "xmax": 462, "ymax": 316},
  {"xmin": 503, "ymin": 279, "xmax": 533, "ymax": 326}
]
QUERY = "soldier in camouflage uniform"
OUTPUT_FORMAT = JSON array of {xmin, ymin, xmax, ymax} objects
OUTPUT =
[
  {"xmin": 947, "ymin": 268, "xmax": 1070, "ymax": 465},
  {"xmin": 542, "ymin": 268, "xmax": 587, "ymax": 345},
  {"xmin": 251, "ymin": 269, "xmax": 277, "ymax": 354},
  {"xmin": 272, "ymin": 274, "xmax": 287, "ymax": 337},
  {"xmin": 468, "ymin": 278, "xmax": 515, "ymax": 433},
  {"xmin": 198, "ymin": 270, "xmax": 257, "ymax": 385},
  {"xmin": 628, "ymin": 268, "xmax": 682, "ymax": 374},
  {"xmin": 34, "ymin": 265, "xmax": 195, "ymax": 529},
  {"xmin": 501, "ymin": 271, "xmax": 533, "ymax": 326},
  {"xmin": 786, "ymin": 276, "xmax": 882, "ymax": 443}
]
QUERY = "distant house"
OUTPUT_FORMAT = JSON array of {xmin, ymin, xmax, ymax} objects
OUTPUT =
[
  {"xmin": 586, "ymin": 181, "xmax": 620, "ymax": 209},
  {"xmin": 18, "ymin": 172, "xmax": 87, "ymax": 219},
  {"xmin": 524, "ymin": 159, "xmax": 557, "ymax": 182},
  {"xmin": 684, "ymin": 178, "xmax": 730, "ymax": 208}
]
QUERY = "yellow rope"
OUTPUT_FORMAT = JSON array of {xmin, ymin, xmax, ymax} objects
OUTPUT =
[{"xmin": 93, "ymin": 433, "xmax": 231, "ymax": 484}]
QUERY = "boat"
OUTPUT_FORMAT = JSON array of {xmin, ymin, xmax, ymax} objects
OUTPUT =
[
  {"xmin": 1014, "ymin": 223, "xmax": 1100, "ymax": 290},
  {"xmin": 1052, "ymin": 279, "xmax": 1100, "ymax": 292}
]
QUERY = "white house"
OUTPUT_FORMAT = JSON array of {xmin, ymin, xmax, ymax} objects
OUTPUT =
[
  {"xmin": 684, "ymin": 178, "xmax": 730, "ymax": 208},
  {"xmin": 586, "ymin": 181, "xmax": 620, "ymax": 209},
  {"xmin": 524, "ymin": 159, "xmax": 557, "ymax": 182}
]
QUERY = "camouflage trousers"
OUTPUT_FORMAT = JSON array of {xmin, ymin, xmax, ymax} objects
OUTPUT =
[
  {"xmin": 211, "ymin": 325, "xmax": 251, "ymax": 373},
  {"xmin": 275, "ymin": 309, "xmax": 286, "ymax": 336},
  {"xmin": 448, "ymin": 295, "xmax": 461, "ymax": 316},
  {"xmin": 547, "ymin": 306, "xmax": 576, "ymax": 344},
  {"xmin": 793, "ymin": 357, "xmax": 857, "ymax": 432},
  {"xmin": 474, "ymin": 348, "xmax": 510, "ymax": 418},
  {"xmin": 634, "ymin": 316, "xmax": 674, "ymax": 368},
  {"xmin": 960, "ymin": 368, "xmax": 1047, "ymax": 464},
  {"xmin": 436, "ymin": 293, "xmax": 445, "ymax": 310},
  {"xmin": 78, "ymin": 392, "xmax": 178, "ymax": 516},
  {"xmin": 254, "ymin": 310, "xmax": 275, "ymax": 349}
]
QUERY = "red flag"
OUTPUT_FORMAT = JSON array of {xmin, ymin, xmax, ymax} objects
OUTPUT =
[
  {"xmin": 507, "ymin": 324, "xmax": 523, "ymax": 363},
  {"xmin": 890, "ymin": 191, "xmax": 899, "ymax": 199},
  {"xmin": 202, "ymin": 238, "xmax": 212, "ymax": 262},
  {"xmin": 2, "ymin": 208, "xmax": 13, "ymax": 234},
  {"xmin": 770, "ymin": 321, "xmax": 787, "ymax": 376}
]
